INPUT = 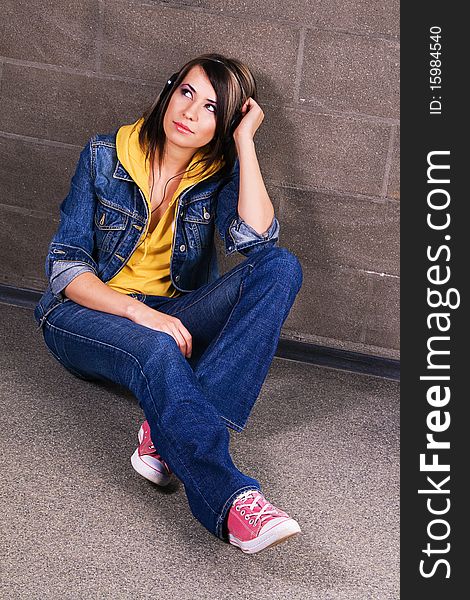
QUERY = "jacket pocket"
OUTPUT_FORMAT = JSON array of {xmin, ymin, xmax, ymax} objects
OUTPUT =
[
  {"xmin": 182, "ymin": 200, "xmax": 214, "ymax": 250},
  {"xmin": 94, "ymin": 199, "xmax": 128, "ymax": 252}
]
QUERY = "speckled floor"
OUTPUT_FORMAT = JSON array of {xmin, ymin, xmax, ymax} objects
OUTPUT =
[{"xmin": 0, "ymin": 303, "xmax": 399, "ymax": 600}]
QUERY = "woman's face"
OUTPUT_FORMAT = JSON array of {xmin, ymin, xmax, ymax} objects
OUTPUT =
[{"xmin": 163, "ymin": 65, "xmax": 218, "ymax": 150}]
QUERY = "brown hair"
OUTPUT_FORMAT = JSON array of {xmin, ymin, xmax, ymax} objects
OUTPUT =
[{"xmin": 138, "ymin": 53, "xmax": 258, "ymax": 180}]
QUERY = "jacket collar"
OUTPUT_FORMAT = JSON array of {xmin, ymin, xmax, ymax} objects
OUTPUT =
[
  {"xmin": 113, "ymin": 160, "xmax": 134, "ymax": 182},
  {"xmin": 111, "ymin": 155, "xmax": 238, "ymax": 189}
]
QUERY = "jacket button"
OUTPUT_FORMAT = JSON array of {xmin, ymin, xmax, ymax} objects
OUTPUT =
[
  {"xmin": 204, "ymin": 211, "xmax": 210, "ymax": 220},
  {"xmin": 179, "ymin": 244, "xmax": 186, "ymax": 252},
  {"xmin": 175, "ymin": 275, "xmax": 180, "ymax": 281}
]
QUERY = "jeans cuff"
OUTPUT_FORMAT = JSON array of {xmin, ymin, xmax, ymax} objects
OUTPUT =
[{"xmin": 215, "ymin": 484, "xmax": 262, "ymax": 541}]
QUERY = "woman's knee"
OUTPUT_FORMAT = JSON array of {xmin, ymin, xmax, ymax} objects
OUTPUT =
[
  {"xmin": 100, "ymin": 329, "xmax": 181, "ymax": 391},
  {"xmin": 135, "ymin": 330, "xmax": 182, "ymax": 373},
  {"xmin": 250, "ymin": 246, "xmax": 303, "ymax": 292}
]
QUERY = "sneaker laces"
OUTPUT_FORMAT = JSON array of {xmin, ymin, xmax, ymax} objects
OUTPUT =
[
  {"xmin": 233, "ymin": 491, "xmax": 283, "ymax": 527},
  {"xmin": 141, "ymin": 438, "xmax": 159, "ymax": 457}
]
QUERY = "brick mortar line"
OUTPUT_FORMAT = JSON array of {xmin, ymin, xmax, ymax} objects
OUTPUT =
[
  {"xmin": 0, "ymin": 56, "xmax": 154, "ymax": 86},
  {"xmin": 95, "ymin": 0, "xmax": 105, "ymax": 73},
  {"xmin": 0, "ymin": 57, "xmax": 399, "ymax": 126},
  {"xmin": 0, "ymin": 275, "xmax": 45, "ymax": 289},
  {"xmin": 359, "ymin": 269, "xmax": 399, "ymax": 279},
  {"xmin": 293, "ymin": 28, "xmax": 307, "ymax": 102},
  {"xmin": 0, "ymin": 130, "xmax": 82, "ymax": 149},
  {"xmin": 304, "ymin": 24, "xmax": 400, "ymax": 47},
  {"xmin": 293, "ymin": 259, "xmax": 400, "ymax": 280},
  {"xmin": 138, "ymin": 0, "xmax": 400, "ymax": 45},
  {"xmin": 381, "ymin": 124, "xmax": 397, "ymax": 197},
  {"xmin": 0, "ymin": 202, "xmax": 58, "ymax": 220},
  {"xmin": 358, "ymin": 276, "xmax": 373, "ymax": 344},
  {"xmin": 266, "ymin": 179, "xmax": 400, "ymax": 204},
  {"xmin": 291, "ymin": 101, "xmax": 399, "ymax": 125}
]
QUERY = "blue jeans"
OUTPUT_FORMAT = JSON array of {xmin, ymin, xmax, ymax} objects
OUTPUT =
[{"xmin": 39, "ymin": 246, "xmax": 303, "ymax": 540}]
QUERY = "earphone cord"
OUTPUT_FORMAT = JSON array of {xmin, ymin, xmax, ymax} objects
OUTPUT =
[
  {"xmin": 137, "ymin": 168, "xmax": 184, "ymax": 254},
  {"xmin": 149, "ymin": 156, "xmax": 205, "ymax": 214},
  {"xmin": 149, "ymin": 167, "xmax": 185, "ymax": 214}
]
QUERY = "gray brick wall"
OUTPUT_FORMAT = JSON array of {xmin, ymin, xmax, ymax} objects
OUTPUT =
[{"xmin": 0, "ymin": 0, "xmax": 399, "ymax": 358}]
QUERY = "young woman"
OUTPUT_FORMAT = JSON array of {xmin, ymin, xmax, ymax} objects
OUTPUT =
[{"xmin": 34, "ymin": 53, "xmax": 303, "ymax": 554}]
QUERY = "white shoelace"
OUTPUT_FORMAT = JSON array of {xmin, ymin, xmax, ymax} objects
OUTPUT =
[{"xmin": 233, "ymin": 490, "xmax": 282, "ymax": 527}]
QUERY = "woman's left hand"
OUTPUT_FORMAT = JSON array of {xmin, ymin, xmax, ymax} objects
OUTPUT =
[{"xmin": 233, "ymin": 97, "xmax": 264, "ymax": 143}]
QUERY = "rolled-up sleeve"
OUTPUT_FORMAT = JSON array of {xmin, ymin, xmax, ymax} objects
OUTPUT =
[
  {"xmin": 215, "ymin": 158, "xmax": 281, "ymax": 257},
  {"xmin": 227, "ymin": 213, "xmax": 280, "ymax": 256},
  {"xmin": 50, "ymin": 261, "xmax": 96, "ymax": 297},
  {"xmin": 45, "ymin": 138, "xmax": 99, "ymax": 299}
]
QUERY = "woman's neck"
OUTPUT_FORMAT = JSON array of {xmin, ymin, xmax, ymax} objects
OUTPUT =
[{"xmin": 153, "ymin": 140, "xmax": 198, "ymax": 181}]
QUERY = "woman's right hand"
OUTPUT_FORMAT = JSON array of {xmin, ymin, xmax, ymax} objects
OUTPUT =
[
  {"xmin": 127, "ymin": 301, "xmax": 192, "ymax": 358},
  {"xmin": 63, "ymin": 272, "xmax": 193, "ymax": 358}
]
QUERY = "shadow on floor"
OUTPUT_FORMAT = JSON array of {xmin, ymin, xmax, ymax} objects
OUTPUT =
[{"xmin": 1, "ymin": 304, "xmax": 399, "ymax": 600}]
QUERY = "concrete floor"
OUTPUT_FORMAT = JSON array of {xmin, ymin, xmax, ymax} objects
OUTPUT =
[{"xmin": 0, "ymin": 303, "xmax": 399, "ymax": 600}]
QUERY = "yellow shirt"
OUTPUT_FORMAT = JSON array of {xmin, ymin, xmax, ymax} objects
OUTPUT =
[{"xmin": 106, "ymin": 118, "xmax": 222, "ymax": 297}]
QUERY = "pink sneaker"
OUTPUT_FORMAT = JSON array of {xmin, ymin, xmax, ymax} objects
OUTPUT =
[
  {"xmin": 227, "ymin": 490, "xmax": 301, "ymax": 554},
  {"xmin": 130, "ymin": 421, "xmax": 172, "ymax": 486}
]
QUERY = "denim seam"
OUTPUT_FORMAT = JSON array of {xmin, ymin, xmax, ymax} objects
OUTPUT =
[
  {"xmin": 35, "ymin": 301, "xmax": 68, "ymax": 331},
  {"xmin": 193, "ymin": 276, "xmax": 245, "ymax": 387},
  {"xmin": 50, "ymin": 244, "xmax": 97, "ymax": 264},
  {"xmin": 227, "ymin": 218, "xmax": 278, "ymax": 252},
  {"xmin": 220, "ymin": 415, "xmax": 244, "ymax": 432},
  {"xmin": 46, "ymin": 344, "xmax": 89, "ymax": 380},
  {"xmin": 44, "ymin": 319, "xmax": 219, "ymax": 520},
  {"xmin": 90, "ymin": 138, "xmax": 96, "ymax": 179},
  {"xmin": 92, "ymin": 140, "xmax": 116, "ymax": 149},
  {"xmin": 96, "ymin": 194, "xmax": 138, "ymax": 220},
  {"xmin": 216, "ymin": 485, "xmax": 261, "ymax": 539},
  {"xmin": 50, "ymin": 259, "xmax": 97, "ymax": 269},
  {"xmin": 231, "ymin": 236, "xmax": 279, "ymax": 253},
  {"xmin": 193, "ymin": 252, "xmax": 280, "ymax": 430},
  {"xmin": 47, "ymin": 327, "xmax": 65, "ymax": 365},
  {"xmin": 169, "ymin": 260, "xmax": 254, "ymax": 317},
  {"xmin": 196, "ymin": 276, "xmax": 255, "ymax": 432}
]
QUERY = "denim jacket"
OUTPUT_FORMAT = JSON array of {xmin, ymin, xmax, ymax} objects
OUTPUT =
[{"xmin": 34, "ymin": 132, "xmax": 280, "ymax": 329}]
